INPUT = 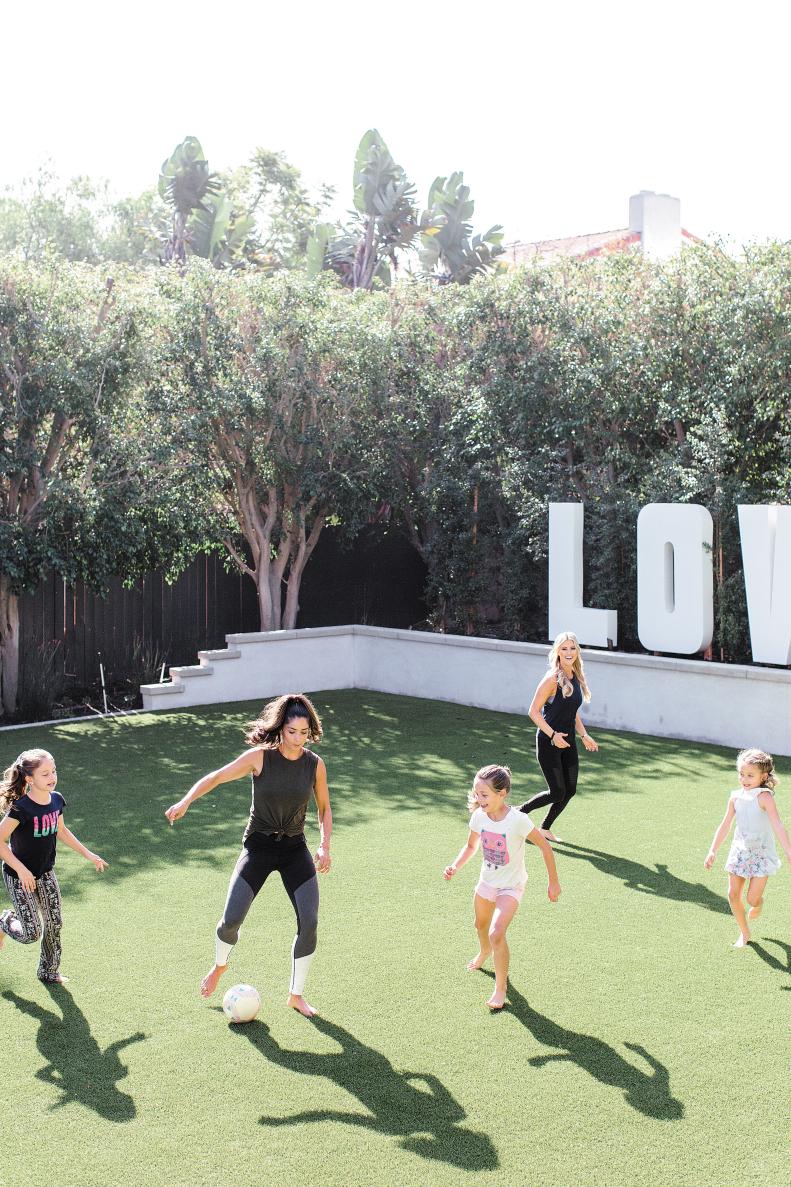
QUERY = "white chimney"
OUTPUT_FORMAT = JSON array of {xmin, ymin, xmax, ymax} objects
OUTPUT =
[{"xmin": 629, "ymin": 191, "xmax": 681, "ymax": 259}]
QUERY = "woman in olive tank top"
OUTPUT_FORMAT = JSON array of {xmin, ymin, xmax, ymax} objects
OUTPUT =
[
  {"xmin": 518, "ymin": 633, "xmax": 599, "ymax": 841},
  {"xmin": 165, "ymin": 693, "xmax": 332, "ymax": 1018}
]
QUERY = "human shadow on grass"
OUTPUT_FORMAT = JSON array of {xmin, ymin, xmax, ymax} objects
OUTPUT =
[
  {"xmin": 496, "ymin": 978, "xmax": 684, "ymax": 1121},
  {"xmin": 3, "ymin": 983, "xmax": 145, "ymax": 1121},
  {"xmin": 555, "ymin": 841, "xmax": 730, "ymax": 916},
  {"xmin": 749, "ymin": 938, "xmax": 791, "ymax": 990},
  {"xmin": 230, "ymin": 1013, "xmax": 498, "ymax": 1170}
]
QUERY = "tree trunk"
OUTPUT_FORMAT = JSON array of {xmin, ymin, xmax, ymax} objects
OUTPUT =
[
  {"xmin": 282, "ymin": 571, "xmax": 301, "ymax": 631},
  {"xmin": 354, "ymin": 214, "xmax": 378, "ymax": 290},
  {"xmin": 256, "ymin": 573, "xmax": 275, "ymax": 632},
  {"xmin": 0, "ymin": 574, "xmax": 20, "ymax": 717},
  {"xmin": 268, "ymin": 533, "xmax": 292, "ymax": 632},
  {"xmin": 282, "ymin": 512, "xmax": 326, "ymax": 630},
  {"xmin": 224, "ymin": 476, "xmax": 278, "ymax": 632}
]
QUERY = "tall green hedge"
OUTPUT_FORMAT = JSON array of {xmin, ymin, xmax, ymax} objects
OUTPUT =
[
  {"xmin": 2, "ymin": 245, "xmax": 789, "ymax": 667},
  {"xmin": 386, "ymin": 245, "xmax": 791, "ymax": 660}
]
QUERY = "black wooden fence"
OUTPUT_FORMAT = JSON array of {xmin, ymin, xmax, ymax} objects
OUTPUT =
[
  {"xmin": 18, "ymin": 527, "xmax": 428, "ymax": 692},
  {"xmin": 19, "ymin": 554, "xmax": 259, "ymax": 690}
]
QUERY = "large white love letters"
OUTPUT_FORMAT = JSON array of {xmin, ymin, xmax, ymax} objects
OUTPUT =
[
  {"xmin": 548, "ymin": 503, "xmax": 618, "ymax": 647},
  {"xmin": 737, "ymin": 505, "xmax": 791, "ymax": 665},
  {"xmin": 636, "ymin": 504, "xmax": 713, "ymax": 653},
  {"xmin": 548, "ymin": 502, "xmax": 790, "ymax": 662}
]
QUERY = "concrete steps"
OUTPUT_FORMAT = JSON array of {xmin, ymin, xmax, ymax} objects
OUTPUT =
[
  {"xmin": 142, "ymin": 648, "xmax": 243, "ymax": 702},
  {"xmin": 140, "ymin": 628, "xmax": 354, "ymax": 711}
]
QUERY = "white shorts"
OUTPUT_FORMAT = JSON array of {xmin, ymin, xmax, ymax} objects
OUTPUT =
[{"xmin": 475, "ymin": 878, "xmax": 525, "ymax": 904}]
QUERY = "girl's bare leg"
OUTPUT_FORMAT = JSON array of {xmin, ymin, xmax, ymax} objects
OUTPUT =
[
  {"xmin": 467, "ymin": 894, "xmax": 495, "ymax": 970},
  {"xmin": 487, "ymin": 895, "xmax": 521, "ymax": 1009},
  {"xmin": 727, "ymin": 874, "xmax": 750, "ymax": 946},
  {"xmin": 747, "ymin": 875, "xmax": 768, "ymax": 921}
]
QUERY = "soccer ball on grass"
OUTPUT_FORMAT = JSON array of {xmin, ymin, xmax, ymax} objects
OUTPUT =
[{"xmin": 222, "ymin": 984, "xmax": 261, "ymax": 1023}]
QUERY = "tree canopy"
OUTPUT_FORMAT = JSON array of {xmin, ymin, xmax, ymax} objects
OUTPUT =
[
  {"xmin": 0, "ymin": 260, "xmax": 197, "ymax": 713},
  {"xmin": 154, "ymin": 267, "xmax": 389, "ymax": 631},
  {"xmin": 1, "ymin": 235, "xmax": 790, "ymax": 716},
  {"xmin": 1, "ymin": 133, "xmax": 506, "ymax": 289}
]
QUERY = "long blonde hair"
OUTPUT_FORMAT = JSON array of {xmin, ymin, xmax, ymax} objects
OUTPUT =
[
  {"xmin": 547, "ymin": 632, "xmax": 591, "ymax": 703},
  {"xmin": 737, "ymin": 748, "xmax": 777, "ymax": 791},
  {"xmin": 0, "ymin": 749, "xmax": 53, "ymax": 813}
]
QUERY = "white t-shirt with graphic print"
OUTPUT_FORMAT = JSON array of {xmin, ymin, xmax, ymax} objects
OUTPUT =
[{"xmin": 469, "ymin": 805, "xmax": 536, "ymax": 889}]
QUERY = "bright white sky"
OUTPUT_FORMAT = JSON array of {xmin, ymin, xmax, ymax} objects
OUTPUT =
[{"xmin": 2, "ymin": 0, "xmax": 789, "ymax": 248}]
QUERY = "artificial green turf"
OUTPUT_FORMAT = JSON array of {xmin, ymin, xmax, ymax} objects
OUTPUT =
[{"xmin": 1, "ymin": 692, "xmax": 789, "ymax": 1187}]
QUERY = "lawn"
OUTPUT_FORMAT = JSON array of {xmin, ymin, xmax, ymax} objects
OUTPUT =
[{"xmin": 2, "ymin": 691, "xmax": 789, "ymax": 1187}]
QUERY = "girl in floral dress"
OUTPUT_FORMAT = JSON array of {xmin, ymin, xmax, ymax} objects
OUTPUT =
[{"xmin": 705, "ymin": 749, "xmax": 791, "ymax": 948}]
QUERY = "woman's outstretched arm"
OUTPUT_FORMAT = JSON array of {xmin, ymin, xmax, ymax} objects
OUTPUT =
[{"xmin": 165, "ymin": 749, "xmax": 261, "ymax": 824}]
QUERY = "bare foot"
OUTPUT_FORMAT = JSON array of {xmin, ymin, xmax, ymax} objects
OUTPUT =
[
  {"xmin": 200, "ymin": 964, "xmax": 228, "ymax": 998},
  {"xmin": 288, "ymin": 994, "xmax": 317, "ymax": 1017},
  {"xmin": 467, "ymin": 951, "xmax": 491, "ymax": 971},
  {"xmin": 40, "ymin": 972, "xmax": 69, "ymax": 984},
  {"xmin": 733, "ymin": 933, "xmax": 750, "ymax": 948},
  {"xmin": 540, "ymin": 829, "xmax": 562, "ymax": 843},
  {"xmin": 748, "ymin": 900, "xmax": 763, "ymax": 921},
  {"xmin": 486, "ymin": 988, "xmax": 506, "ymax": 1010}
]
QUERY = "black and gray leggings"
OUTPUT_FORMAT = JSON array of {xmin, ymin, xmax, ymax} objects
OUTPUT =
[
  {"xmin": 520, "ymin": 732, "xmax": 579, "ymax": 831},
  {"xmin": 1, "ymin": 868, "xmax": 63, "ymax": 981},
  {"xmin": 219, "ymin": 833, "xmax": 318, "ymax": 990}
]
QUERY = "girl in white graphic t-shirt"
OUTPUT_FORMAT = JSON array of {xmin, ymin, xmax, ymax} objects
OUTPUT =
[{"xmin": 443, "ymin": 764, "xmax": 561, "ymax": 1010}]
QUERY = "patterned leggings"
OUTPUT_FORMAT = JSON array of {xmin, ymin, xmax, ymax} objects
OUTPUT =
[{"xmin": 1, "ymin": 868, "xmax": 63, "ymax": 981}]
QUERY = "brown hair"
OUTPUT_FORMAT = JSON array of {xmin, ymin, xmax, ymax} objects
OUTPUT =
[
  {"xmin": 468, "ymin": 764, "xmax": 512, "ymax": 811},
  {"xmin": 245, "ymin": 694, "xmax": 323, "ymax": 748},
  {"xmin": 0, "ymin": 749, "xmax": 53, "ymax": 813},
  {"xmin": 737, "ymin": 748, "xmax": 777, "ymax": 791}
]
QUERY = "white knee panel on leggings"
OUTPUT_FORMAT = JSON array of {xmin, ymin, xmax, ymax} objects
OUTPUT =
[
  {"xmin": 290, "ymin": 950, "xmax": 314, "ymax": 995},
  {"xmin": 215, "ymin": 937, "xmax": 234, "ymax": 967}
]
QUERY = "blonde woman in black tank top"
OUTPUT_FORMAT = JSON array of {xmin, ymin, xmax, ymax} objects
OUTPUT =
[
  {"xmin": 518, "ymin": 633, "xmax": 599, "ymax": 841},
  {"xmin": 165, "ymin": 694, "xmax": 332, "ymax": 1018}
]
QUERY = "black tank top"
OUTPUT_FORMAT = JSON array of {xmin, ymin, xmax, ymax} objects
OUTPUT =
[
  {"xmin": 542, "ymin": 675, "xmax": 583, "ymax": 733},
  {"xmin": 243, "ymin": 747, "xmax": 318, "ymax": 841}
]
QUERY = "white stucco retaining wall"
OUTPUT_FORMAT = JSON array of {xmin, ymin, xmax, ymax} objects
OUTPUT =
[
  {"xmin": 143, "ymin": 628, "xmax": 356, "ymax": 709},
  {"xmin": 141, "ymin": 625, "xmax": 791, "ymax": 756}
]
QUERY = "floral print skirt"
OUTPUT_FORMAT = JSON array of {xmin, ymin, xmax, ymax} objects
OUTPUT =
[{"xmin": 725, "ymin": 840, "xmax": 780, "ymax": 878}]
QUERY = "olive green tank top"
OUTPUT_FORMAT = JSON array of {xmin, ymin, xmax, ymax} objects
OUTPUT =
[{"xmin": 243, "ymin": 747, "xmax": 319, "ymax": 841}]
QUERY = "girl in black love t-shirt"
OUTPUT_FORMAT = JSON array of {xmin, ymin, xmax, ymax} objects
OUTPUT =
[{"xmin": 0, "ymin": 749, "xmax": 107, "ymax": 983}]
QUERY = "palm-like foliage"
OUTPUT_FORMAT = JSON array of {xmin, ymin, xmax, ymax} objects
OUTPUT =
[
  {"xmin": 309, "ymin": 130, "xmax": 420, "ymax": 289},
  {"xmin": 419, "ymin": 173, "xmax": 504, "ymax": 283},
  {"xmin": 189, "ymin": 190, "xmax": 256, "ymax": 268},
  {"xmin": 158, "ymin": 137, "xmax": 255, "ymax": 269},
  {"xmin": 158, "ymin": 137, "xmax": 222, "ymax": 266},
  {"xmin": 308, "ymin": 139, "xmax": 504, "ymax": 289}
]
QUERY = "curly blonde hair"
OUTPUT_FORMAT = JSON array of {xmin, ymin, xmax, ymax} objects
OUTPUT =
[
  {"xmin": 547, "ymin": 632, "xmax": 591, "ymax": 703},
  {"xmin": 737, "ymin": 748, "xmax": 777, "ymax": 791}
]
